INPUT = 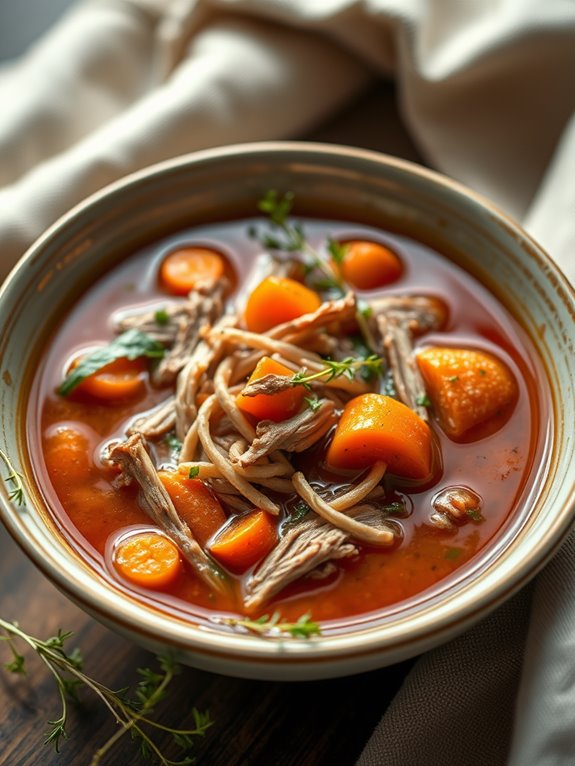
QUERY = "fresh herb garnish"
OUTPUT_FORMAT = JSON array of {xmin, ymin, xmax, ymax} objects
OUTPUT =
[
  {"xmin": 0, "ymin": 619, "xmax": 212, "ymax": 762},
  {"xmin": 466, "ymin": 508, "xmax": 483, "ymax": 522},
  {"xmin": 165, "ymin": 434, "xmax": 183, "ymax": 453},
  {"xmin": 304, "ymin": 395, "xmax": 322, "ymax": 413},
  {"xmin": 444, "ymin": 547, "xmax": 463, "ymax": 560},
  {"xmin": 326, "ymin": 238, "xmax": 349, "ymax": 265},
  {"xmin": 448, "ymin": 375, "xmax": 459, "ymax": 383},
  {"xmin": 154, "ymin": 309, "xmax": 170, "ymax": 326},
  {"xmin": 284, "ymin": 501, "xmax": 311, "ymax": 527},
  {"xmin": 253, "ymin": 191, "xmax": 345, "ymax": 295},
  {"xmin": 0, "ymin": 449, "xmax": 25, "ymax": 506},
  {"xmin": 478, "ymin": 369, "xmax": 487, "ymax": 376},
  {"xmin": 381, "ymin": 501, "xmax": 406, "ymax": 517},
  {"xmin": 220, "ymin": 611, "xmax": 321, "ymax": 639},
  {"xmin": 188, "ymin": 466, "xmax": 200, "ymax": 479},
  {"xmin": 292, "ymin": 355, "xmax": 384, "ymax": 390},
  {"xmin": 416, "ymin": 394, "xmax": 432, "ymax": 407},
  {"xmin": 58, "ymin": 329, "xmax": 165, "ymax": 397}
]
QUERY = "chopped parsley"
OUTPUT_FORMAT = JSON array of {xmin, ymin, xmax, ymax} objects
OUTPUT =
[{"xmin": 154, "ymin": 308, "xmax": 170, "ymax": 326}]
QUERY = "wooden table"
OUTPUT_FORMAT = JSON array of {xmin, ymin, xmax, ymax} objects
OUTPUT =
[{"xmin": 0, "ymin": 81, "xmax": 422, "ymax": 766}]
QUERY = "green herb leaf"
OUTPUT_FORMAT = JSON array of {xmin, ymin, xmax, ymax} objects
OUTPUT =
[
  {"xmin": 58, "ymin": 329, "xmax": 165, "ymax": 397},
  {"xmin": 381, "ymin": 501, "xmax": 406, "ymax": 517},
  {"xmin": 220, "ymin": 611, "xmax": 321, "ymax": 639},
  {"xmin": 154, "ymin": 308, "xmax": 169, "ymax": 326},
  {"xmin": 0, "ymin": 618, "xmax": 212, "ymax": 762},
  {"xmin": 326, "ymin": 238, "xmax": 349, "ymax": 265},
  {"xmin": 291, "ymin": 355, "xmax": 384, "ymax": 389},
  {"xmin": 284, "ymin": 501, "xmax": 311, "ymax": 527},
  {"xmin": 444, "ymin": 547, "xmax": 463, "ymax": 560},
  {"xmin": 448, "ymin": 375, "xmax": 459, "ymax": 383},
  {"xmin": 0, "ymin": 449, "xmax": 25, "ymax": 507},
  {"xmin": 304, "ymin": 395, "xmax": 322, "ymax": 413},
  {"xmin": 416, "ymin": 394, "xmax": 432, "ymax": 407},
  {"xmin": 188, "ymin": 466, "xmax": 200, "ymax": 479},
  {"xmin": 164, "ymin": 434, "xmax": 182, "ymax": 453},
  {"xmin": 466, "ymin": 508, "xmax": 483, "ymax": 522},
  {"xmin": 257, "ymin": 190, "xmax": 294, "ymax": 227}
]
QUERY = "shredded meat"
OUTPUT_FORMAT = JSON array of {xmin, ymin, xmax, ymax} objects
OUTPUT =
[
  {"xmin": 430, "ymin": 485, "xmax": 482, "ymax": 528},
  {"xmin": 240, "ymin": 373, "xmax": 294, "ymax": 398},
  {"xmin": 108, "ymin": 434, "xmax": 226, "ymax": 593},
  {"xmin": 235, "ymin": 400, "xmax": 337, "ymax": 466},
  {"xmin": 175, "ymin": 316, "xmax": 235, "ymax": 440},
  {"xmin": 127, "ymin": 396, "xmax": 176, "ymax": 440},
  {"xmin": 369, "ymin": 295, "xmax": 446, "ymax": 419},
  {"xmin": 152, "ymin": 282, "xmax": 226, "ymax": 387},
  {"xmin": 268, "ymin": 292, "xmax": 357, "ymax": 340},
  {"xmin": 113, "ymin": 302, "xmax": 194, "ymax": 346},
  {"xmin": 244, "ymin": 505, "xmax": 387, "ymax": 609}
]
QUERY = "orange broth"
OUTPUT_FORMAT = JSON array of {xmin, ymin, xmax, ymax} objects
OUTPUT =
[{"xmin": 28, "ymin": 218, "xmax": 549, "ymax": 626}]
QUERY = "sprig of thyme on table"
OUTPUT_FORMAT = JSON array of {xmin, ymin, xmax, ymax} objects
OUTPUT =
[
  {"xmin": 218, "ymin": 611, "xmax": 321, "ymax": 639},
  {"xmin": 0, "ymin": 619, "xmax": 211, "ymax": 765}
]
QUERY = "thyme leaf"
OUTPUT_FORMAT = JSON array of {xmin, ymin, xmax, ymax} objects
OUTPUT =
[
  {"xmin": 58, "ymin": 329, "xmax": 165, "ymax": 397},
  {"xmin": 0, "ymin": 619, "xmax": 212, "ymax": 764},
  {"xmin": 219, "ymin": 611, "xmax": 321, "ymax": 639},
  {"xmin": 253, "ymin": 191, "xmax": 345, "ymax": 295},
  {"xmin": 291, "ymin": 355, "xmax": 384, "ymax": 389},
  {"xmin": 0, "ymin": 449, "xmax": 25, "ymax": 506}
]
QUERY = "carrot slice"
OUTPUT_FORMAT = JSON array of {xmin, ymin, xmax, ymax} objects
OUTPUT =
[
  {"xmin": 326, "ymin": 393, "xmax": 433, "ymax": 480},
  {"xmin": 208, "ymin": 510, "xmax": 277, "ymax": 573},
  {"xmin": 236, "ymin": 356, "xmax": 304, "ymax": 422},
  {"xmin": 160, "ymin": 247, "xmax": 225, "ymax": 295},
  {"xmin": 71, "ymin": 356, "xmax": 146, "ymax": 401},
  {"xmin": 417, "ymin": 346, "xmax": 518, "ymax": 438},
  {"xmin": 340, "ymin": 240, "xmax": 402, "ymax": 290},
  {"xmin": 244, "ymin": 276, "xmax": 321, "ymax": 333},
  {"xmin": 113, "ymin": 531, "xmax": 181, "ymax": 589},
  {"xmin": 158, "ymin": 471, "xmax": 227, "ymax": 547},
  {"xmin": 44, "ymin": 426, "xmax": 93, "ymax": 486}
]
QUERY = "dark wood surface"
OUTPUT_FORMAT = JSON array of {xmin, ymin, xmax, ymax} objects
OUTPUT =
[{"xmin": 0, "ymin": 81, "xmax": 422, "ymax": 766}]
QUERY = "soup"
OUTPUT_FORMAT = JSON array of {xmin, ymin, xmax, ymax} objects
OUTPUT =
[{"xmin": 28, "ymin": 195, "xmax": 547, "ymax": 630}]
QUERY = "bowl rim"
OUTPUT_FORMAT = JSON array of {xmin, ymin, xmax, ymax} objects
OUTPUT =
[{"xmin": 2, "ymin": 140, "xmax": 575, "ymax": 668}]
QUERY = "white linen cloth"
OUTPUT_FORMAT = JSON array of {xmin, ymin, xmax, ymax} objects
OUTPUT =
[{"xmin": 1, "ymin": 1, "xmax": 575, "ymax": 763}]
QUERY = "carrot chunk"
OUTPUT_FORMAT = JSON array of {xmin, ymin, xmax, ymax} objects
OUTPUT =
[
  {"xmin": 44, "ymin": 425, "xmax": 93, "ymax": 486},
  {"xmin": 208, "ymin": 510, "xmax": 277, "ymax": 573},
  {"xmin": 326, "ymin": 393, "xmax": 433, "ymax": 480},
  {"xmin": 244, "ymin": 276, "xmax": 321, "ymax": 333},
  {"xmin": 160, "ymin": 247, "xmax": 225, "ymax": 295},
  {"xmin": 113, "ymin": 531, "xmax": 181, "ymax": 589},
  {"xmin": 71, "ymin": 356, "xmax": 146, "ymax": 401},
  {"xmin": 236, "ymin": 356, "xmax": 304, "ymax": 422},
  {"xmin": 417, "ymin": 346, "xmax": 518, "ymax": 438},
  {"xmin": 158, "ymin": 471, "xmax": 227, "ymax": 547},
  {"xmin": 340, "ymin": 240, "xmax": 402, "ymax": 290}
]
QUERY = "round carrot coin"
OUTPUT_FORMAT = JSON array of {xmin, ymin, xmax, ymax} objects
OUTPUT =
[
  {"xmin": 160, "ymin": 247, "xmax": 225, "ymax": 295},
  {"xmin": 113, "ymin": 532, "xmax": 181, "ymax": 589}
]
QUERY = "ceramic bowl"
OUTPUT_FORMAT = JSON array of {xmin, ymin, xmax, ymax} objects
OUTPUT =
[{"xmin": 0, "ymin": 142, "xmax": 574, "ymax": 680}]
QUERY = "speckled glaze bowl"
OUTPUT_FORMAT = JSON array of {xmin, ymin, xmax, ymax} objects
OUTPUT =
[{"xmin": 0, "ymin": 143, "xmax": 574, "ymax": 680}]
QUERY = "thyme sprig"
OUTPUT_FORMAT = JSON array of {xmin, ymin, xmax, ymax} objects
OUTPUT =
[
  {"xmin": 219, "ymin": 612, "xmax": 321, "ymax": 639},
  {"xmin": 254, "ymin": 191, "xmax": 346, "ymax": 295},
  {"xmin": 292, "ymin": 355, "xmax": 384, "ymax": 390},
  {"xmin": 0, "ymin": 619, "xmax": 212, "ymax": 765},
  {"xmin": 0, "ymin": 449, "xmax": 25, "ymax": 506}
]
